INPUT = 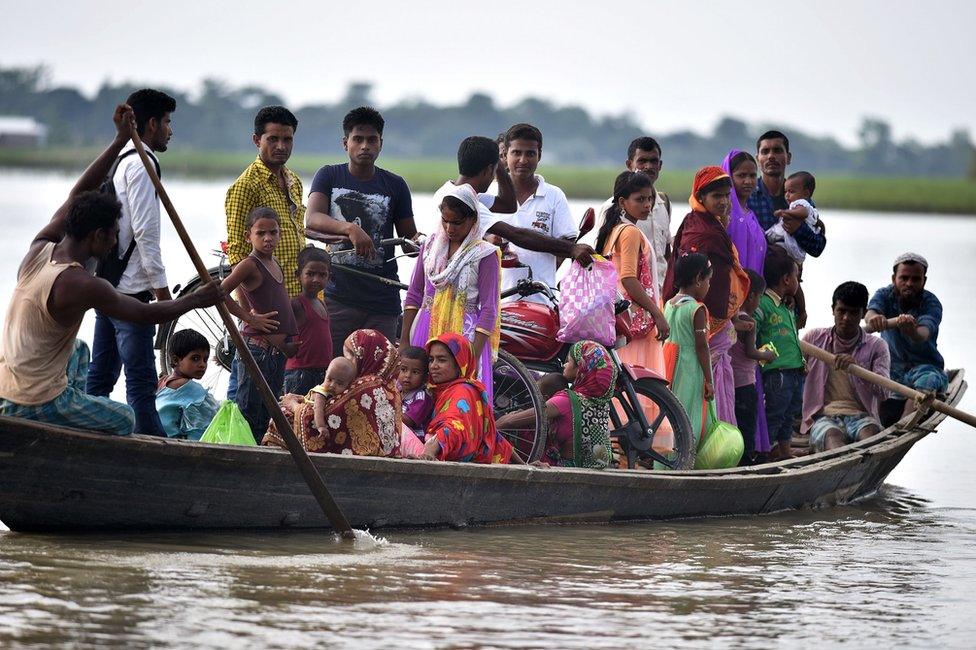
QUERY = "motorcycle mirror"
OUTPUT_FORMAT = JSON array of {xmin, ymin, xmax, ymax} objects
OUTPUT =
[{"xmin": 577, "ymin": 207, "xmax": 596, "ymax": 239}]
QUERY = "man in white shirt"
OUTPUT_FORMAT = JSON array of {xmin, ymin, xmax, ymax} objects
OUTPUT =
[
  {"xmin": 431, "ymin": 136, "xmax": 593, "ymax": 295},
  {"xmin": 432, "ymin": 136, "xmax": 516, "ymax": 233},
  {"xmin": 595, "ymin": 137, "xmax": 672, "ymax": 296},
  {"xmin": 86, "ymin": 88, "xmax": 176, "ymax": 436},
  {"xmin": 500, "ymin": 124, "xmax": 578, "ymax": 304}
]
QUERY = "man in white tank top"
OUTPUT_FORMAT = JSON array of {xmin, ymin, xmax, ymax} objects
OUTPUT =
[
  {"xmin": 0, "ymin": 105, "xmax": 223, "ymax": 435},
  {"xmin": 595, "ymin": 137, "xmax": 673, "ymax": 296}
]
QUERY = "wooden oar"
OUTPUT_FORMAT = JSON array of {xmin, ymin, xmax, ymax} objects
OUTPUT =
[
  {"xmin": 127, "ymin": 126, "xmax": 355, "ymax": 539},
  {"xmin": 799, "ymin": 340, "xmax": 976, "ymax": 429}
]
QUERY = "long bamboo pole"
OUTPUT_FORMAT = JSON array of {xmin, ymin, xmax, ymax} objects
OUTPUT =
[
  {"xmin": 799, "ymin": 340, "xmax": 976, "ymax": 429},
  {"xmin": 128, "ymin": 126, "xmax": 355, "ymax": 538}
]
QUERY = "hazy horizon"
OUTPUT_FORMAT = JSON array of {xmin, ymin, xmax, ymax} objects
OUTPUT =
[{"xmin": 2, "ymin": 0, "xmax": 974, "ymax": 146}]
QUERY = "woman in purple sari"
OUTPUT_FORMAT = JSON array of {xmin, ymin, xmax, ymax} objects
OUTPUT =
[
  {"xmin": 721, "ymin": 149, "xmax": 772, "ymax": 460},
  {"xmin": 722, "ymin": 150, "xmax": 767, "ymax": 272}
]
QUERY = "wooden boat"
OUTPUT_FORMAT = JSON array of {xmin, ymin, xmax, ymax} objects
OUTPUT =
[{"xmin": 0, "ymin": 370, "xmax": 965, "ymax": 533}]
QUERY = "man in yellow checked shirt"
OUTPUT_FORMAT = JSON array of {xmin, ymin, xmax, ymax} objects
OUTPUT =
[{"xmin": 224, "ymin": 105, "xmax": 306, "ymax": 398}]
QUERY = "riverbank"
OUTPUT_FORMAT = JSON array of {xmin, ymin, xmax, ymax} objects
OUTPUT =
[{"xmin": 3, "ymin": 147, "xmax": 975, "ymax": 214}]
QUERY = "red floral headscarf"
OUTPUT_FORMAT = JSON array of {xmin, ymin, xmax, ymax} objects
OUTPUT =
[
  {"xmin": 263, "ymin": 328, "xmax": 402, "ymax": 457},
  {"xmin": 346, "ymin": 328, "xmax": 399, "ymax": 381}
]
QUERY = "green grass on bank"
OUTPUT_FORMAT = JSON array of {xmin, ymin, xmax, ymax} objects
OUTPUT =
[{"xmin": 2, "ymin": 147, "xmax": 975, "ymax": 215}]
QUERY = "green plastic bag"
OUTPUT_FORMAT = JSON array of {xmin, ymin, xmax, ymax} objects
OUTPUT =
[
  {"xmin": 200, "ymin": 400, "xmax": 257, "ymax": 446},
  {"xmin": 694, "ymin": 401, "xmax": 743, "ymax": 469}
]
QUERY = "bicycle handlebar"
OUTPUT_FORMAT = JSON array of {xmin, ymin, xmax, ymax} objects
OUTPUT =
[{"xmin": 304, "ymin": 228, "xmax": 422, "ymax": 254}]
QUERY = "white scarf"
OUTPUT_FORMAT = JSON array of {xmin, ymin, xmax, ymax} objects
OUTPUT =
[{"xmin": 423, "ymin": 183, "xmax": 497, "ymax": 297}]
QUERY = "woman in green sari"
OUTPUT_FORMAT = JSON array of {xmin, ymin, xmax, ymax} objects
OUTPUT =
[{"xmin": 496, "ymin": 340, "xmax": 618, "ymax": 469}]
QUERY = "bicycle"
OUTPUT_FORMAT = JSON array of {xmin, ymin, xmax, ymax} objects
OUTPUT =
[{"xmin": 156, "ymin": 231, "xmax": 548, "ymax": 463}]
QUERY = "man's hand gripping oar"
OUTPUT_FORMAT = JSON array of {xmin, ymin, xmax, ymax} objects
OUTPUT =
[{"xmin": 800, "ymin": 340, "xmax": 975, "ymax": 430}]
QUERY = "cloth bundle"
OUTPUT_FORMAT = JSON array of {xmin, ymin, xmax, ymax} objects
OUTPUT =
[{"xmin": 693, "ymin": 401, "xmax": 743, "ymax": 469}]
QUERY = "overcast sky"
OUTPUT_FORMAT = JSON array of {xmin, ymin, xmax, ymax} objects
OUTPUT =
[{"xmin": 2, "ymin": 0, "xmax": 973, "ymax": 146}]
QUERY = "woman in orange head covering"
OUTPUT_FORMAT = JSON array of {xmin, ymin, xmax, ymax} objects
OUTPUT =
[
  {"xmin": 420, "ymin": 332, "xmax": 513, "ymax": 464},
  {"xmin": 662, "ymin": 166, "xmax": 749, "ymax": 426}
]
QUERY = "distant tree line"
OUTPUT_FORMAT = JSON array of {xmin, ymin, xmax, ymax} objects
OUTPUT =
[{"xmin": 2, "ymin": 65, "xmax": 973, "ymax": 177}]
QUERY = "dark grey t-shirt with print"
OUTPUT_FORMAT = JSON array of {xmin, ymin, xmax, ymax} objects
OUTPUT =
[{"xmin": 310, "ymin": 164, "xmax": 413, "ymax": 314}]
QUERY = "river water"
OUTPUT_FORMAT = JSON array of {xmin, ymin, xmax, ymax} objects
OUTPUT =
[{"xmin": 0, "ymin": 169, "xmax": 974, "ymax": 648}]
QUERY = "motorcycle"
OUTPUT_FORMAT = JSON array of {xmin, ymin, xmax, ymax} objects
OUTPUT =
[{"xmin": 496, "ymin": 208, "xmax": 695, "ymax": 469}]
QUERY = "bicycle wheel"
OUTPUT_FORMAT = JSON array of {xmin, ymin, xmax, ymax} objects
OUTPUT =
[
  {"xmin": 611, "ymin": 377, "xmax": 696, "ymax": 470},
  {"xmin": 492, "ymin": 350, "xmax": 546, "ymax": 463},
  {"xmin": 156, "ymin": 266, "xmax": 234, "ymax": 396}
]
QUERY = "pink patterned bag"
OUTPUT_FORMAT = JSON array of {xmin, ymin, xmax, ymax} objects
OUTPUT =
[{"xmin": 557, "ymin": 257, "xmax": 619, "ymax": 346}]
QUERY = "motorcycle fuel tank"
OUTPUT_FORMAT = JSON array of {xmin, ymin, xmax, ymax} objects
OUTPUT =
[{"xmin": 499, "ymin": 300, "xmax": 561, "ymax": 362}]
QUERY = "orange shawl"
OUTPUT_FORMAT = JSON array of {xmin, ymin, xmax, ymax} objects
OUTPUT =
[{"xmin": 663, "ymin": 166, "xmax": 749, "ymax": 334}]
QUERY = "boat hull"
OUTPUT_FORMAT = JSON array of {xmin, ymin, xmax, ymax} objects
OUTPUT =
[{"xmin": 0, "ymin": 371, "xmax": 964, "ymax": 533}]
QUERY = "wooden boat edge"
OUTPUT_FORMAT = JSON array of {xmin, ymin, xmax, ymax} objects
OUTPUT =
[{"xmin": 0, "ymin": 369, "xmax": 965, "ymax": 532}]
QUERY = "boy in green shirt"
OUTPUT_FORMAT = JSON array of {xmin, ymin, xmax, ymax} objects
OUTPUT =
[{"xmin": 755, "ymin": 252, "xmax": 803, "ymax": 460}]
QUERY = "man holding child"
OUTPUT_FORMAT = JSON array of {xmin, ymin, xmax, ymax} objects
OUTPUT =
[
  {"xmin": 747, "ymin": 130, "xmax": 826, "ymax": 258},
  {"xmin": 748, "ymin": 131, "xmax": 826, "ymax": 328}
]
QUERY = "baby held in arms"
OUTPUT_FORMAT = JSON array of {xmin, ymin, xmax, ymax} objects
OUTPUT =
[
  {"xmin": 767, "ymin": 171, "xmax": 823, "ymax": 264},
  {"xmin": 309, "ymin": 357, "xmax": 356, "ymax": 433}
]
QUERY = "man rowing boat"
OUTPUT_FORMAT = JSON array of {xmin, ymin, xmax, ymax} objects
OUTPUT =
[
  {"xmin": 866, "ymin": 252, "xmax": 948, "ymax": 422},
  {"xmin": 0, "ymin": 105, "xmax": 223, "ymax": 435}
]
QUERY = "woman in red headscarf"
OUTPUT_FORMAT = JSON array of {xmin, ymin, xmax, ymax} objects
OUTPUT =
[
  {"xmin": 662, "ymin": 166, "xmax": 750, "ymax": 426},
  {"xmin": 420, "ymin": 332, "xmax": 513, "ymax": 464},
  {"xmin": 264, "ymin": 329, "xmax": 402, "ymax": 457}
]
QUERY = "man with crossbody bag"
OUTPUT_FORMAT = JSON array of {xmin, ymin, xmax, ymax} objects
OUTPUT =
[
  {"xmin": 86, "ymin": 89, "xmax": 175, "ymax": 436},
  {"xmin": 93, "ymin": 149, "xmax": 160, "ymax": 284}
]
